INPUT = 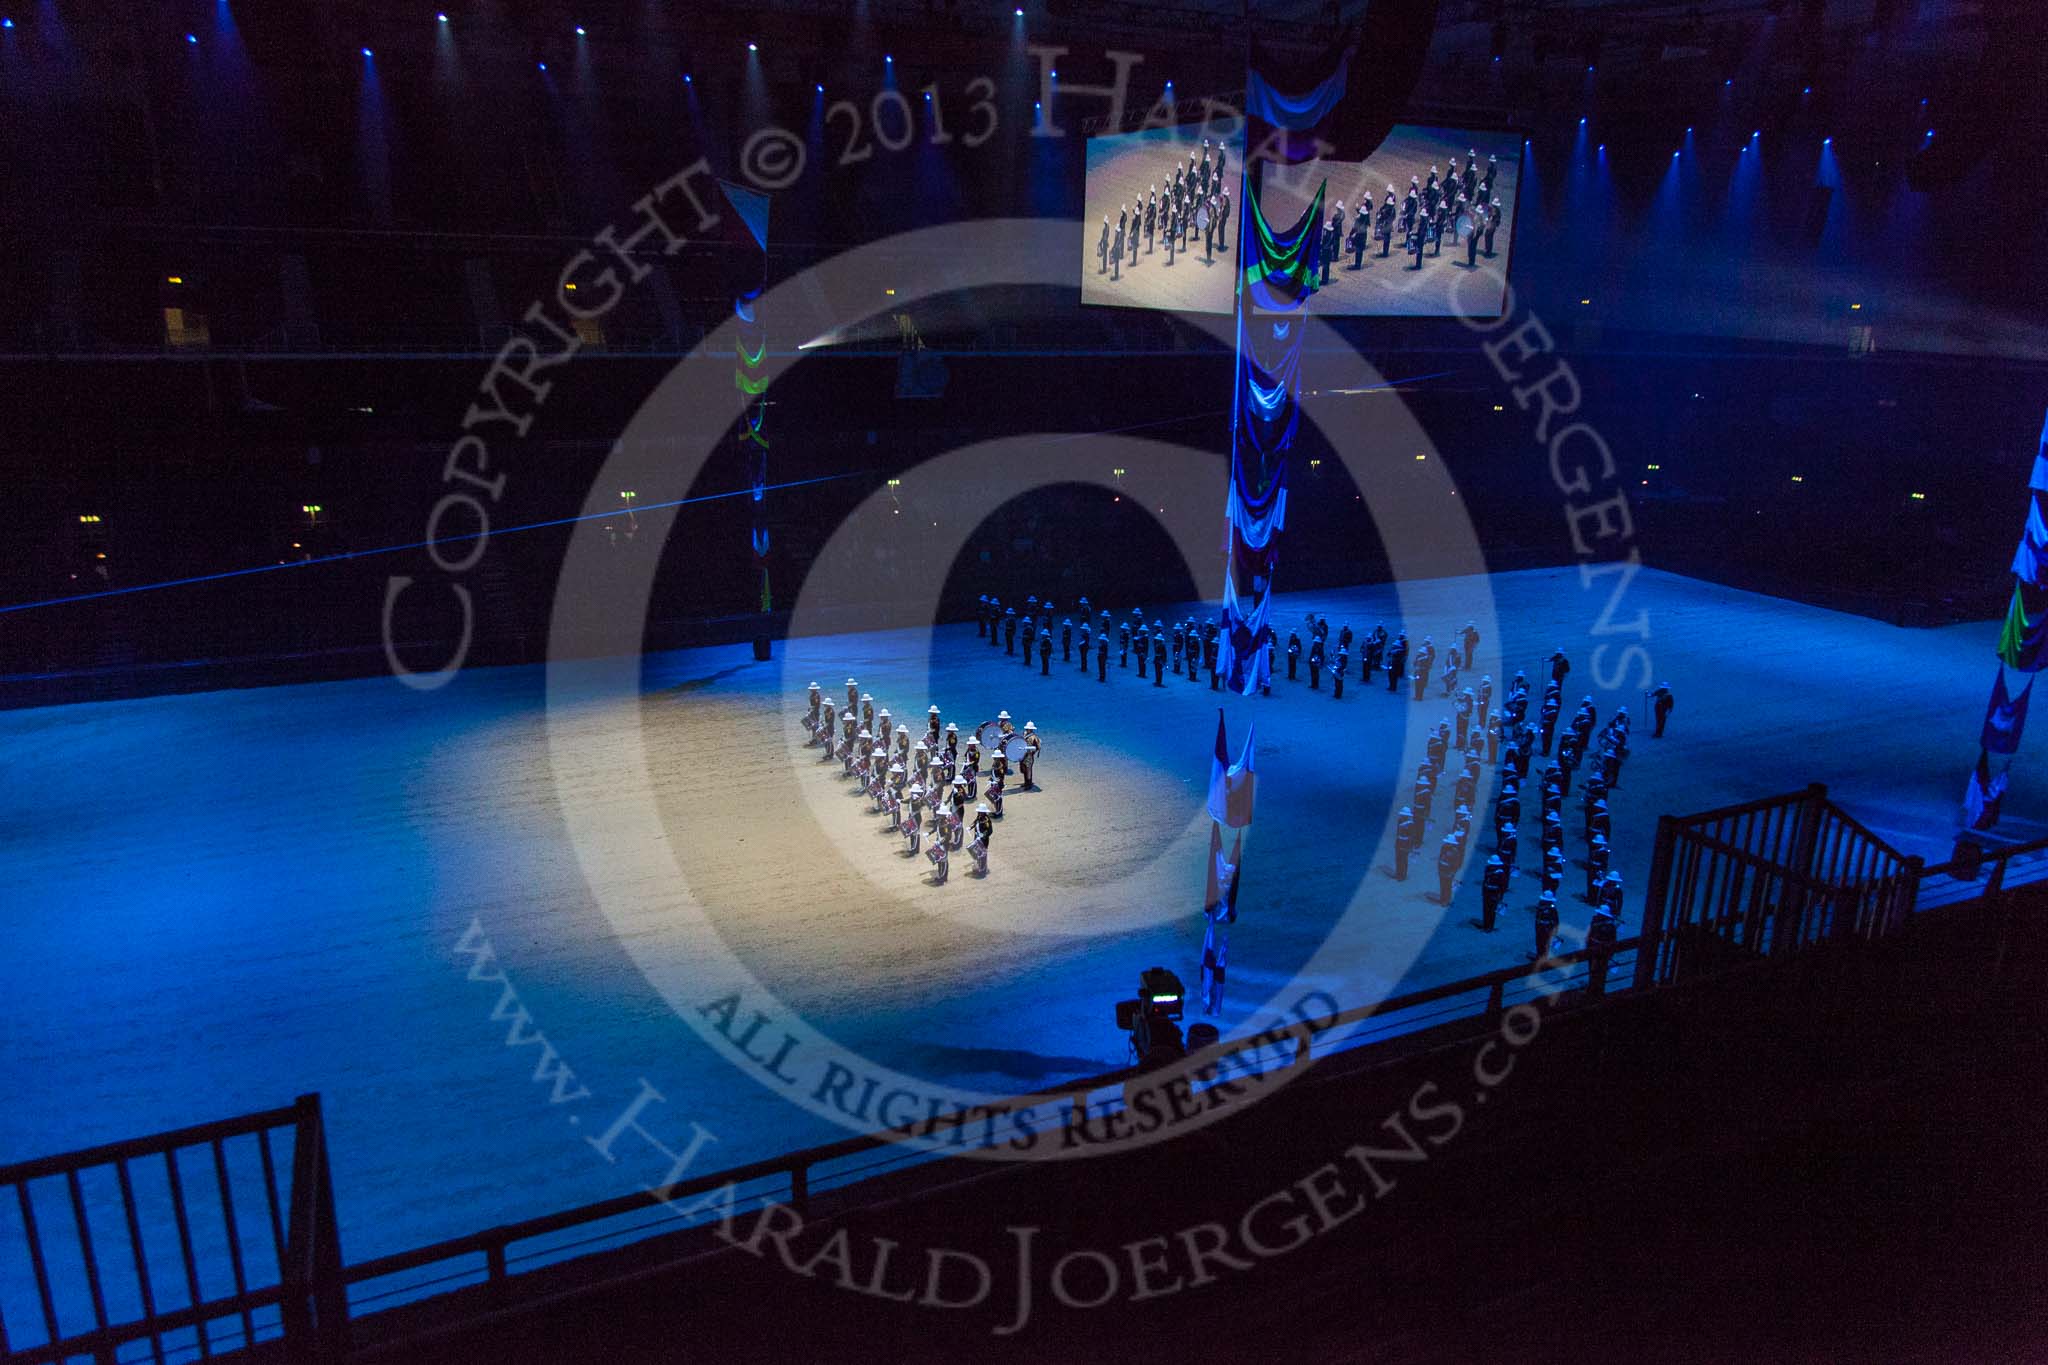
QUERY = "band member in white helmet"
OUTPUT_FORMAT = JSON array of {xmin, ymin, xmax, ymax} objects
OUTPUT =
[
  {"xmin": 845, "ymin": 678, "xmax": 859, "ymax": 714},
  {"xmin": 1020, "ymin": 721, "xmax": 1042, "ymax": 790},
  {"xmin": 969, "ymin": 802, "xmax": 994, "ymax": 875},
  {"xmin": 903, "ymin": 782, "xmax": 925, "ymax": 855},
  {"xmin": 805, "ymin": 682, "xmax": 822, "ymax": 741},
  {"xmin": 860, "ymin": 693, "xmax": 875, "ymax": 734},
  {"xmin": 996, "ymin": 710, "xmax": 1015, "ymax": 738},
  {"xmin": 877, "ymin": 708, "xmax": 893, "ymax": 750},
  {"xmin": 986, "ymin": 749, "xmax": 1008, "ymax": 818},
  {"xmin": 949, "ymin": 775, "xmax": 971, "ymax": 847},
  {"xmin": 927, "ymin": 705, "xmax": 942, "ymax": 747}
]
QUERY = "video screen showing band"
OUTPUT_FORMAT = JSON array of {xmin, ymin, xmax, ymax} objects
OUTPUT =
[
  {"xmin": 1257, "ymin": 123, "xmax": 1523, "ymax": 318},
  {"xmin": 1081, "ymin": 124, "xmax": 1246, "ymax": 315}
]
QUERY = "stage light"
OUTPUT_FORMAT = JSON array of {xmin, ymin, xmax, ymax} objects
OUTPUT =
[
  {"xmin": 748, "ymin": 41, "xmax": 757, "ymax": 51},
  {"xmin": 1823, "ymin": 136, "xmax": 1831, "ymax": 144},
  {"xmin": 1492, "ymin": 404, "xmax": 1504, "ymax": 412},
  {"xmin": 1673, "ymin": 150, "xmax": 1680, "ymax": 157},
  {"xmin": 885, "ymin": 53, "xmax": 892, "ymax": 63},
  {"xmin": 1015, "ymin": 5, "xmax": 1023, "ymax": 13},
  {"xmin": 575, "ymin": 25, "xmax": 585, "ymax": 36},
  {"xmin": 1, "ymin": 18, "xmax": 12, "ymax": 28},
  {"xmin": 1598, "ymin": 144, "xmax": 1605, "ymax": 152},
  {"xmin": 1724, "ymin": 78, "xmax": 1732, "ymax": 86},
  {"xmin": 1752, "ymin": 130, "xmax": 1760, "ymax": 138},
  {"xmin": 1646, "ymin": 464, "xmax": 1661, "ymax": 471},
  {"xmin": 683, "ymin": 73, "xmax": 691, "ymax": 82},
  {"xmin": 1924, "ymin": 128, "xmax": 1934, "ymax": 137},
  {"xmin": 1790, "ymin": 476, "xmax": 1804, "ymax": 483},
  {"xmin": 1586, "ymin": 64, "xmax": 1594, "ymax": 73},
  {"xmin": 1578, "ymin": 116, "xmax": 1585, "ymax": 124},
  {"xmin": 166, "ymin": 275, "xmax": 183, "ymax": 284},
  {"xmin": 1579, "ymin": 298, "xmax": 1590, "ymax": 305},
  {"xmin": 1802, "ymin": 85, "xmax": 1810, "ymax": 94},
  {"xmin": 1910, "ymin": 492, "xmax": 1926, "ymax": 501},
  {"xmin": 185, "ymin": 32, "xmax": 197, "ymax": 43},
  {"xmin": 537, "ymin": 61, "xmax": 546, "ymax": 71},
  {"xmin": 885, "ymin": 288, "xmax": 896, "ymax": 295},
  {"xmin": 78, "ymin": 514, "xmax": 101, "ymax": 523},
  {"xmin": 437, "ymin": 12, "xmax": 447, "ymax": 21},
  {"xmin": 1850, "ymin": 302, "xmax": 1862, "ymax": 310},
  {"xmin": 815, "ymin": 83, "xmax": 823, "ymax": 92},
  {"xmin": 362, "ymin": 47, "xmax": 373, "ymax": 57},
  {"xmin": 1414, "ymin": 454, "xmax": 1426, "ymax": 461}
]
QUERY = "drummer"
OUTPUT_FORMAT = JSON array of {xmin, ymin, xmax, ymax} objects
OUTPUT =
[
  {"xmin": 970, "ymin": 802, "xmax": 995, "ymax": 874},
  {"xmin": 926, "ymin": 705, "xmax": 942, "ymax": 747},
  {"xmin": 996, "ymin": 710, "xmax": 1015, "ymax": 739},
  {"xmin": 1019, "ymin": 721, "xmax": 1043, "ymax": 790},
  {"xmin": 987, "ymin": 748, "xmax": 1009, "ymax": 817}
]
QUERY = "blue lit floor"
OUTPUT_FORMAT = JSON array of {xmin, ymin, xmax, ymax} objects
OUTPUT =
[{"xmin": 0, "ymin": 567, "xmax": 2021, "ymax": 1287}]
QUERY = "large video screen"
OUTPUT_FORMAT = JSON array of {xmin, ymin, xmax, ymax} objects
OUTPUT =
[
  {"xmin": 1081, "ymin": 124, "xmax": 1245, "ymax": 315},
  {"xmin": 1257, "ymin": 123, "xmax": 1523, "ymax": 318}
]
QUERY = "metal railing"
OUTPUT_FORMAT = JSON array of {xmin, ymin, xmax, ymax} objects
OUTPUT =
[
  {"xmin": 334, "ymin": 939, "xmax": 1637, "ymax": 1323},
  {"xmin": 4, "ymin": 945, "xmax": 1635, "ymax": 1361},
  {"xmin": 0, "ymin": 1094, "xmax": 344, "ymax": 1365}
]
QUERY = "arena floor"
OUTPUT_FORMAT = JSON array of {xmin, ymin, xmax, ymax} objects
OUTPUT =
[{"xmin": 0, "ymin": 566, "xmax": 2025, "ymax": 1282}]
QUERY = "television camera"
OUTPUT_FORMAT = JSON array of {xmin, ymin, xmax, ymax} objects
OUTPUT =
[{"xmin": 1115, "ymin": 967, "xmax": 1187, "ymax": 1069}]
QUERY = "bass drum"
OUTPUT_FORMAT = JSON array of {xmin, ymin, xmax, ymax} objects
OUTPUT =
[
  {"xmin": 974, "ymin": 720, "xmax": 1007, "ymax": 751},
  {"xmin": 1001, "ymin": 734, "xmax": 1031, "ymax": 766},
  {"xmin": 1455, "ymin": 211, "xmax": 1476, "ymax": 241}
]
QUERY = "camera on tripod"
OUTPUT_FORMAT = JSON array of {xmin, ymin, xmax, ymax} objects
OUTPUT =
[{"xmin": 1115, "ymin": 966, "xmax": 1187, "ymax": 1069}]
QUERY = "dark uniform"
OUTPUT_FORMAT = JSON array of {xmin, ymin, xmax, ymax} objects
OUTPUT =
[
  {"xmin": 1651, "ymin": 683, "xmax": 1675, "ymax": 737},
  {"xmin": 1436, "ymin": 835, "xmax": 1462, "ymax": 905},
  {"xmin": 1038, "ymin": 630, "xmax": 1052, "ymax": 676},
  {"xmin": 1287, "ymin": 631, "xmax": 1302, "ymax": 681},
  {"xmin": 1481, "ymin": 855, "xmax": 1508, "ymax": 932},
  {"xmin": 1585, "ymin": 833, "xmax": 1610, "ymax": 903},
  {"xmin": 1411, "ymin": 640, "xmax": 1435, "ymax": 700},
  {"xmin": 1152, "ymin": 634, "xmax": 1167, "ymax": 685},
  {"xmin": 1585, "ymin": 909, "xmax": 1618, "ymax": 994},
  {"xmin": 1060, "ymin": 618, "xmax": 1073, "ymax": 662},
  {"xmin": 1533, "ymin": 890, "xmax": 1559, "ymax": 961},
  {"xmin": 1004, "ymin": 609, "xmax": 1018, "ymax": 655},
  {"xmin": 1394, "ymin": 807, "xmax": 1419, "ymax": 880},
  {"xmin": 1539, "ymin": 698, "xmax": 1561, "ymax": 756},
  {"xmin": 1332, "ymin": 646, "xmax": 1348, "ymax": 700},
  {"xmin": 1387, "ymin": 634, "xmax": 1409, "ymax": 691}
]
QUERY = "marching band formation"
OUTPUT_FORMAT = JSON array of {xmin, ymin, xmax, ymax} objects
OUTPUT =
[
  {"xmin": 1279, "ymin": 613, "xmax": 1658, "ymax": 966},
  {"xmin": 800, "ymin": 589, "xmax": 1673, "ymax": 968},
  {"xmin": 1090, "ymin": 141, "xmax": 1509, "ymax": 288},
  {"xmin": 1321, "ymin": 149, "xmax": 1509, "ymax": 280},
  {"xmin": 1095, "ymin": 138, "xmax": 1233, "ymax": 280},
  {"xmin": 801, "ymin": 679, "xmax": 1042, "ymax": 885}
]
